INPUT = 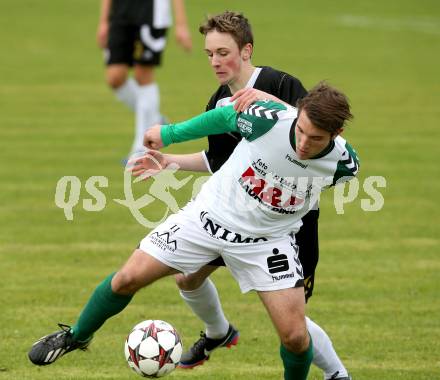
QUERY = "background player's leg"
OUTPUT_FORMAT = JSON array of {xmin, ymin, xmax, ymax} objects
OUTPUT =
[
  {"xmin": 177, "ymin": 265, "xmax": 238, "ymax": 368},
  {"xmin": 106, "ymin": 64, "xmax": 134, "ymax": 105},
  {"xmin": 258, "ymin": 287, "xmax": 313, "ymax": 380},
  {"xmin": 177, "ymin": 270, "xmax": 230, "ymax": 338},
  {"xmin": 306, "ymin": 317, "xmax": 350, "ymax": 379},
  {"xmin": 131, "ymin": 65, "xmax": 160, "ymax": 154},
  {"xmin": 115, "ymin": 79, "xmax": 138, "ymax": 111}
]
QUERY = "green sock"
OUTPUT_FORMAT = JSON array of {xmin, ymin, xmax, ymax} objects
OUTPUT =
[
  {"xmin": 280, "ymin": 336, "xmax": 313, "ymax": 380},
  {"xmin": 71, "ymin": 273, "xmax": 133, "ymax": 342}
]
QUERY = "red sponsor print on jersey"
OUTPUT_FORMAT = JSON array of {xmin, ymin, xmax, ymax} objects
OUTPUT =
[{"xmin": 238, "ymin": 166, "xmax": 304, "ymax": 212}]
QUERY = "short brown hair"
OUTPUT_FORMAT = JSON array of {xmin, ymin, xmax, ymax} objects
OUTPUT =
[
  {"xmin": 199, "ymin": 11, "xmax": 254, "ymax": 50},
  {"xmin": 297, "ymin": 82, "xmax": 353, "ymax": 134}
]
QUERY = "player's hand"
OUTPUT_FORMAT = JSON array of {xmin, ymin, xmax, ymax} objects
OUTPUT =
[
  {"xmin": 126, "ymin": 150, "xmax": 169, "ymax": 179},
  {"xmin": 175, "ymin": 24, "xmax": 192, "ymax": 52},
  {"xmin": 96, "ymin": 21, "xmax": 109, "ymax": 48},
  {"xmin": 231, "ymin": 88, "xmax": 272, "ymax": 113},
  {"xmin": 143, "ymin": 124, "xmax": 164, "ymax": 150}
]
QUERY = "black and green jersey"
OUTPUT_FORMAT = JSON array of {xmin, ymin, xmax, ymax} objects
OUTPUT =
[{"xmin": 161, "ymin": 102, "xmax": 359, "ymax": 237}]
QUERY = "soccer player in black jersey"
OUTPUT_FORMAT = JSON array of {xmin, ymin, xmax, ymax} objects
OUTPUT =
[
  {"xmin": 96, "ymin": 0, "xmax": 192, "ymax": 156},
  {"xmin": 141, "ymin": 11, "xmax": 351, "ymax": 380}
]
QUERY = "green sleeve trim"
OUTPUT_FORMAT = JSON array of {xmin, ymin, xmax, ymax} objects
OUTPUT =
[
  {"xmin": 160, "ymin": 100, "xmax": 287, "ymax": 146},
  {"xmin": 160, "ymin": 106, "xmax": 238, "ymax": 146},
  {"xmin": 333, "ymin": 162, "xmax": 355, "ymax": 185},
  {"xmin": 332, "ymin": 142, "xmax": 360, "ymax": 185},
  {"xmin": 254, "ymin": 100, "xmax": 288, "ymax": 111},
  {"xmin": 346, "ymin": 142, "xmax": 360, "ymax": 166},
  {"xmin": 237, "ymin": 100, "xmax": 286, "ymax": 142}
]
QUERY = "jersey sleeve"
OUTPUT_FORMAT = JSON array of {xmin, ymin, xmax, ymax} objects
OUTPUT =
[
  {"xmin": 203, "ymin": 100, "xmax": 285, "ymax": 172},
  {"xmin": 161, "ymin": 101, "xmax": 287, "ymax": 147},
  {"xmin": 237, "ymin": 100, "xmax": 287, "ymax": 141},
  {"xmin": 332, "ymin": 142, "xmax": 360, "ymax": 185},
  {"xmin": 160, "ymin": 106, "xmax": 238, "ymax": 146}
]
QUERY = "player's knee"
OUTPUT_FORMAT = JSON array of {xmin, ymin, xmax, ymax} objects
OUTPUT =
[
  {"xmin": 112, "ymin": 270, "xmax": 143, "ymax": 295},
  {"xmin": 174, "ymin": 273, "xmax": 205, "ymax": 291},
  {"xmin": 280, "ymin": 328, "xmax": 309, "ymax": 354},
  {"xmin": 133, "ymin": 66, "xmax": 154, "ymax": 85},
  {"xmin": 106, "ymin": 72, "xmax": 128, "ymax": 89}
]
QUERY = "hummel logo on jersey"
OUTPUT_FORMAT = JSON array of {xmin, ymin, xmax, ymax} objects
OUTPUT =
[
  {"xmin": 243, "ymin": 104, "xmax": 280, "ymax": 120},
  {"xmin": 285, "ymin": 153, "xmax": 308, "ymax": 169}
]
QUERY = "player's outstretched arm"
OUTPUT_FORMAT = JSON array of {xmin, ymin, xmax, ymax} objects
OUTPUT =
[
  {"xmin": 143, "ymin": 106, "xmax": 238, "ymax": 150},
  {"xmin": 127, "ymin": 150, "xmax": 209, "ymax": 180},
  {"xmin": 158, "ymin": 106, "xmax": 238, "ymax": 147},
  {"xmin": 162, "ymin": 152, "xmax": 209, "ymax": 171},
  {"xmin": 127, "ymin": 150, "xmax": 168, "ymax": 179},
  {"xmin": 96, "ymin": 0, "xmax": 111, "ymax": 48},
  {"xmin": 172, "ymin": 0, "xmax": 192, "ymax": 52}
]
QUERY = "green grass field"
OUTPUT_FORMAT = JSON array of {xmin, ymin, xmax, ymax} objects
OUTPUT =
[{"xmin": 1, "ymin": 0, "xmax": 439, "ymax": 379}]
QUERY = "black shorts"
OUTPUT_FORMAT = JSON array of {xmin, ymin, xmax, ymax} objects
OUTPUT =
[
  {"xmin": 207, "ymin": 210, "xmax": 320, "ymax": 302},
  {"xmin": 106, "ymin": 22, "xmax": 167, "ymax": 66}
]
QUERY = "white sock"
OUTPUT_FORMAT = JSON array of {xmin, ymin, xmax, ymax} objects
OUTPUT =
[
  {"xmin": 306, "ymin": 317, "xmax": 349, "ymax": 379},
  {"xmin": 131, "ymin": 82, "xmax": 161, "ymax": 153},
  {"xmin": 179, "ymin": 278, "xmax": 230, "ymax": 339},
  {"xmin": 114, "ymin": 78, "xmax": 138, "ymax": 112}
]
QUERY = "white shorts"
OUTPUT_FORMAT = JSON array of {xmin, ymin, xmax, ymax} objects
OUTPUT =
[{"xmin": 139, "ymin": 203, "xmax": 304, "ymax": 293}]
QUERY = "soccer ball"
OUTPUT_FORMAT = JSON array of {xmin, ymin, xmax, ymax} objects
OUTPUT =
[{"xmin": 124, "ymin": 320, "xmax": 183, "ymax": 377}]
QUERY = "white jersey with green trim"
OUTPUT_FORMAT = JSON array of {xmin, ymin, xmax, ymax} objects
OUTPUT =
[{"xmin": 164, "ymin": 101, "xmax": 359, "ymax": 237}]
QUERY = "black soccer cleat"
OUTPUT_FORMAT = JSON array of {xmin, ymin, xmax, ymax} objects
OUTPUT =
[
  {"xmin": 28, "ymin": 323, "xmax": 92, "ymax": 366},
  {"xmin": 327, "ymin": 371, "xmax": 353, "ymax": 380},
  {"xmin": 178, "ymin": 324, "xmax": 239, "ymax": 369}
]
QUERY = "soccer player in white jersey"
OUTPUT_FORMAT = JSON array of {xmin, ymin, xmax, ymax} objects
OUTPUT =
[
  {"xmin": 28, "ymin": 82, "xmax": 359, "ymax": 380},
  {"xmin": 139, "ymin": 11, "xmax": 352, "ymax": 380}
]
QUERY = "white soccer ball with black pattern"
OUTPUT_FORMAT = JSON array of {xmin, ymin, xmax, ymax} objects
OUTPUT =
[{"xmin": 124, "ymin": 319, "xmax": 183, "ymax": 377}]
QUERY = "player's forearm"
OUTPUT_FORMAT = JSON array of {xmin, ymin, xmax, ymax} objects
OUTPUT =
[
  {"xmin": 172, "ymin": 0, "xmax": 188, "ymax": 27},
  {"xmin": 163, "ymin": 152, "xmax": 209, "ymax": 172},
  {"xmin": 160, "ymin": 106, "xmax": 238, "ymax": 147},
  {"xmin": 99, "ymin": 0, "xmax": 112, "ymax": 23}
]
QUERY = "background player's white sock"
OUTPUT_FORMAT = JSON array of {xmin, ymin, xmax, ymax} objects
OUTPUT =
[
  {"xmin": 114, "ymin": 78, "xmax": 138, "ymax": 112},
  {"xmin": 131, "ymin": 82, "xmax": 161, "ymax": 154},
  {"xmin": 306, "ymin": 317, "xmax": 349, "ymax": 379},
  {"xmin": 179, "ymin": 278, "xmax": 230, "ymax": 339}
]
